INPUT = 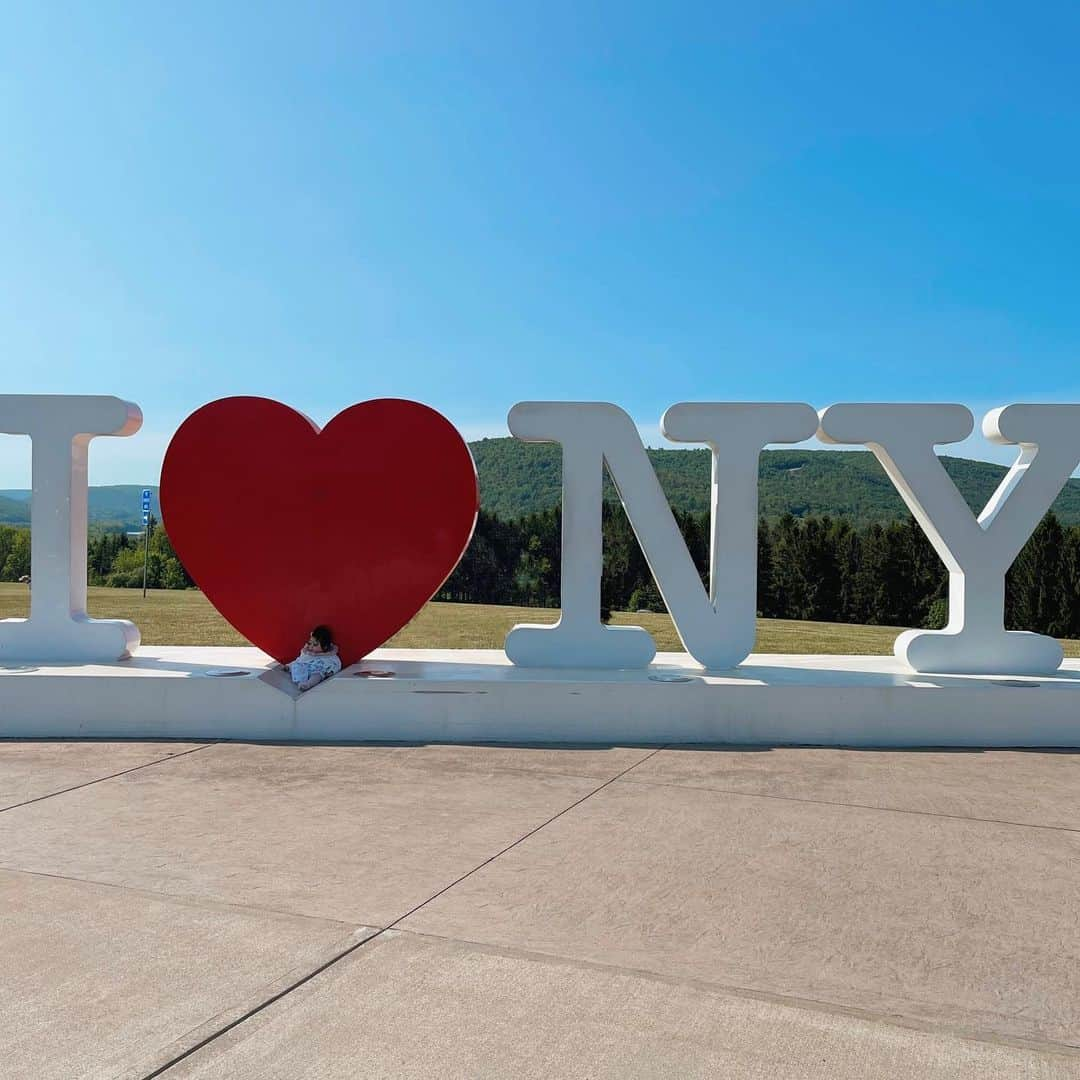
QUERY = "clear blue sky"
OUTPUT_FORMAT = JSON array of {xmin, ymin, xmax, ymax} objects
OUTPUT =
[{"xmin": 2, "ymin": 2, "xmax": 1080, "ymax": 486}]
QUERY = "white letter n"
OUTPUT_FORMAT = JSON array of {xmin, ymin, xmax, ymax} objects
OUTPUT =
[{"xmin": 503, "ymin": 401, "xmax": 817, "ymax": 669}]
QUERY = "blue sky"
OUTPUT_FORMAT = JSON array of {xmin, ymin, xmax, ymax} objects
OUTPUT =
[{"xmin": 2, "ymin": 1, "xmax": 1080, "ymax": 486}]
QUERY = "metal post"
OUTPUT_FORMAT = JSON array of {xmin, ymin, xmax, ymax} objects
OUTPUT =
[
  {"xmin": 141, "ymin": 488, "xmax": 152, "ymax": 599},
  {"xmin": 142, "ymin": 515, "xmax": 150, "ymax": 598}
]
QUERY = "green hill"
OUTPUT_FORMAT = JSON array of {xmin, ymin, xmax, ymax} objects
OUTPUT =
[
  {"xmin": 0, "ymin": 486, "xmax": 161, "ymax": 530},
  {"xmin": 0, "ymin": 493, "xmax": 30, "ymax": 523},
  {"xmin": 3, "ymin": 445, "xmax": 1079, "ymax": 530},
  {"xmin": 469, "ymin": 438, "xmax": 1080, "ymax": 527}
]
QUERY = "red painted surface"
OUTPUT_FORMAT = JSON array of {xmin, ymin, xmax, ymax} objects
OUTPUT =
[{"xmin": 160, "ymin": 397, "xmax": 479, "ymax": 666}]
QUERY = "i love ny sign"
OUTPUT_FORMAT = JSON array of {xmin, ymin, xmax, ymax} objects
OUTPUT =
[{"xmin": 1, "ymin": 394, "xmax": 1078, "ymax": 676}]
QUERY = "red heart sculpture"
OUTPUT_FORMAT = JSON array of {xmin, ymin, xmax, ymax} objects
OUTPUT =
[{"xmin": 160, "ymin": 397, "xmax": 478, "ymax": 666}]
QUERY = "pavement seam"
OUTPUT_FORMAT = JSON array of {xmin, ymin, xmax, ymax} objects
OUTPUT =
[
  {"xmin": 615, "ymin": 774, "xmax": 1080, "ymax": 834},
  {"xmin": 0, "ymin": 864, "xmax": 362, "ymax": 929},
  {"xmin": 384, "ymin": 745, "xmax": 669, "ymax": 929},
  {"xmin": 139, "ymin": 927, "xmax": 387, "ymax": 1080},
  {"xmin": 138, "ymin": 747, "xmax": 668, "ymax": 1078},
  {"xmin": 12, "ymin": 741, "xmax": 1075, "ymax": 1074},
  {"xmin": 0, "ymin": 743, "xmax": 215, "ymax": 815},
  {"xmin": 392, "ymin": 927, "xmax": 1080, "ymax": 1059},
  {"xmin": 215, "ymin": 738, "xmax": 666, "ymax": 785}
]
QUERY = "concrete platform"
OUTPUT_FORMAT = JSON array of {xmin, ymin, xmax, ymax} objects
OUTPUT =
[
  {"xmin": 2, "ymin": 740, "xmax": 1079, "ymax": 1078},
  {"xmin": 3, "ymin": 646, "xmax": 1080, "ymax": 745}
]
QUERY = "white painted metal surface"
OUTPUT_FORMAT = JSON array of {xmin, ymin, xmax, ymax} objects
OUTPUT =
[
  {"xmin": 0, "ymin": 396, "xmax": 142, "ymax": 662},
  {"xmin": 819, "ymin": 403, "xmax": 1080, "ymax": 674},
  {"xmin": 3, "ymin": 647, "xmax": 1078, "ymax": 746},
  {"xmin": 4, "ymin": 393, "xmax": 1080, "ymax": 690},
  {"xmin": 504, "ymin": 401, "xmax": 817, "ymax": 670}
]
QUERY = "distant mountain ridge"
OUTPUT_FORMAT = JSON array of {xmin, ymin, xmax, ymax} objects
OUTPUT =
[
  {"xmin": 3, "ymin": 444, "xmax": 1080, "ymax": 529},
  {"xmin": 0, "ymin": 486, "xmax": 162, "ymax": 529},
  {"xmin": 468, "ymin": 439, "xmax": 1080, "ymax": 527}
]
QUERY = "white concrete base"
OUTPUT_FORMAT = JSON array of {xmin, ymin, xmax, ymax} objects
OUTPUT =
[{"xmin": 3, "ymin": 647, "xmax": 1080, "ymax": 746}]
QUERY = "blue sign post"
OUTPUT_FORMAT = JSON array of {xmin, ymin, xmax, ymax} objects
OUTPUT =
[{"xmin": 141, "ymin": 489, "xmax": 153, "ymax": 599}]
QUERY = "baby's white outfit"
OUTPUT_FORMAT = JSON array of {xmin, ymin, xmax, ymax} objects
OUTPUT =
[{"xmin": 287, "ymin": 643, "xmax": 341, "ymax": 691}]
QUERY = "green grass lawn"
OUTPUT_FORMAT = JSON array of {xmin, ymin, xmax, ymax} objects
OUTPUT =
[{"xmin": 2, "ymin": 581, "xmax": 1078, "ymax": 656}]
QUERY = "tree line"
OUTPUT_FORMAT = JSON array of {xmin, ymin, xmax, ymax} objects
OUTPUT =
[
  {"xmin": 436, "ymin": 506, "xmax": 1080, "ymax": 638},
  {"xmin": 0, "ymin": 521, "xmax": 192, "ymax": 590},
  {"xmin": 3, "ymin": 507, "xmax": 1080, "ymax": 638}
]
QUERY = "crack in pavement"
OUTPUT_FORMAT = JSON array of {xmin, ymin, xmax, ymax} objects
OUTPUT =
[
  {"xmin": 139, "ymin": 927, "xmax": 384, "ymax": 1080},
  {"xmin": 0, "ymin": 743, "xmax": 214, "ymax": 815},
  {"xmin": 139, "ymin": 746, "xmax": 668, "ymax": 1078},
  {"xmin": 384, "ymin": 745, "xmax": 668, "ymax": 929},
  {"xmin": 390, "ymin": 927, "xmax": 1080, "ymax": 1059},
  {"xmin": 0, "ymin": 865, "xmax": 362, "ymax": 928},
  {"xmin": 615, "ymin": 774, "xmax": 1080, "ymax": 834}
]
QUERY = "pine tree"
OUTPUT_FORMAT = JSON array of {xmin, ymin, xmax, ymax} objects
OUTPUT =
[
  {"xmin": 756, "ymin": 517, "xmax": 776, "ymax": 617},
  {"xmin": 1008, "ymin": 512, "xmax": 1069, "ymax": 636},
  {"xmin": 770, "ymin": 514, "xmax": 804, "ymax": 619}
]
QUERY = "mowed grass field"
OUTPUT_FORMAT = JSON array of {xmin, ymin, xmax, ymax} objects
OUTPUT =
[{"xmin": 4, "ymin": 582, "xmax": 1080, "ymax": 657}]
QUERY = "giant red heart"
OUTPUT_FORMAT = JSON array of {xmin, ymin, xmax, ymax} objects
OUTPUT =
[{"xmin": 160, "ymin": 397, "xmax": 478, "ymax": 666}]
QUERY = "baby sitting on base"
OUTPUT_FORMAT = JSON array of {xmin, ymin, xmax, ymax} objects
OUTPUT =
[{"xmin": 285, "ymin": 625, "xmax": 341, "ymax": 691}]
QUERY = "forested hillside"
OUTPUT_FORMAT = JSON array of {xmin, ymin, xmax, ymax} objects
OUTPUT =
[
  {"xmin": 3, "ymin": 443, "xmax": 1080, "ymax": 530},
  {"xmin": 435, "ymin": 506, "xmax": 1080, "ymax": 640},
  {"xmin": 471, "ymin": 439, "xmax": 1080, "ymax": 525},
  {"xmin": 4, "ymin": 499, "xmax": 1080, "ymax": 641},
  {"xmin": 0, "ymin": 486, "xmax": 162, "ymax": 530},
  {"xmin": 0, "ymin": 493, "xmax": 29, "ymax": 523}
]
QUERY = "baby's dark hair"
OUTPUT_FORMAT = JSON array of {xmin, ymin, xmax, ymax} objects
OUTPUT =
[{"xmin": 310, "ymin": 625, "xmax": 333, "ymax": 650}]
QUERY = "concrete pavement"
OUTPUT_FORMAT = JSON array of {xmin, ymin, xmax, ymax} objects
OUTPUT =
[{"xmin": 1, "ymin": 739, "xmax": 1079, "ymax": 1078}]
